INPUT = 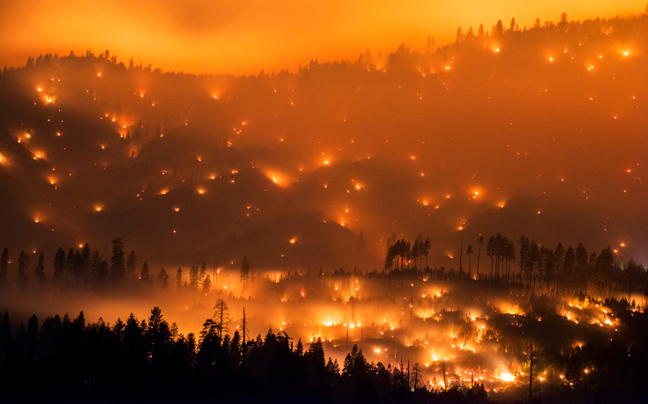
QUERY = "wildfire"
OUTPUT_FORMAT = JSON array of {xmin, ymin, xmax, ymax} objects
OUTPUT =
[{"xmin": 499, "ymin": 372, "xmax": 515, "ymax": 382}]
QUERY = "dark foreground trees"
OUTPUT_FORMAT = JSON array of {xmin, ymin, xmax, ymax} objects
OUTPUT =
[
  {"xmin": 0, "ymin": 306, "xmax": 493, "ymax": 404},
  {"xmin": 1, "ymin": 302, "xmax": 647, "ymax": 403}
]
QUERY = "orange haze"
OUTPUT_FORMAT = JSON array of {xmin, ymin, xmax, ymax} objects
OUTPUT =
[{"xmin": 0, "ymin": 0, "xmax": 643, "ymax": 74}]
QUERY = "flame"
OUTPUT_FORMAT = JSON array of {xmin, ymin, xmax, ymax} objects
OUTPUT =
[
  {"xmin": 263, "ymin": 169, "xmax": 290, "ymax": 188},
  {"xmin": 499, "ymin": 372, "xmax": 515, "ymax": 382}
]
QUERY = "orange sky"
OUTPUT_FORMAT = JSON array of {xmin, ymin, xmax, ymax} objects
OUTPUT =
[{"xmin": 0, "ymin": 0, "xmax": 644, "ymax": 74}]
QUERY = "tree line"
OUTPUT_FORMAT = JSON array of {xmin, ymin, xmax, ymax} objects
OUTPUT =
[
  {"xmin": 384, "ymin": 233, "xmax": 648, "ymax": 299},
  {"xmin": 0, "ymin": 238, "xmax": 237, "ymax": 293},
  {"xmin": 0, "ymin": 305, "xmax": 490, "ymax": 403}
]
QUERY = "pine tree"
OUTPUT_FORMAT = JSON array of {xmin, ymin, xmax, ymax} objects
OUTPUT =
[
  {"xmin": 18, "ymin": 251, "xmax": 29, "ymax": 287},
  {"xmin": 201, "ymin": 274, "xmax": 211, "ymax": 294},
  {"xmin": 494, "ymin": 19, "xmax": 504, "ymax": 36},
  {"xmin": 53, "ymin": 247, "xmax": 66, "ymax": 283},
  {"xmin": 466, "ymin": 245, "xmax": 473, "ymax": 278},
  {"xmin": 141, "ymin": 261, "xmax": 150, "ymax": 284},
  {"xmin": 240, "ymin": 256, "xmax": 250, "ymax": 282},
  {"xmin": 34, "ymin": 252, "xmax": 46, "ymax": 286},
  {"xmin": 189, "ymin": 265, "xmax": 199, "ymax": 288},
  {"xmin": 200, "ymin": 261, "xmax": 206, "ymax": 279},
  {"xmin": 158, "ymin": 268, "xmax": 169, "ymax": 288},
  {"xmin": 110, "ymin": 237, "xmax": 125, "ymax": 282},
  {"xmin": 126, "ymin": 250, "xmax": 137, "ymax": 277},
  {"xmin": 423, "ymin": 238, "xmax": 431, "ymax": 269},
  {"xmin": 79, "ymin": 243, "xmax": 91, "ymax": 281},
  {"xmin": 176, "ymin": 267, "xmax": 182, "ymax": 289}
]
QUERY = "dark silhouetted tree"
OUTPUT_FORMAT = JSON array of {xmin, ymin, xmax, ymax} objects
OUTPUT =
[
  {"xmin": 487, "ymin": 236, "xmax": 496, "ymax": 280},
  {"xmin": 158, "ymin": 268, "xmax": 169, "ymax": 288},
  {"xmin": 176, "ymin": 267, "xmax": 182, "ymax": 289},
  {"xmin": 411, "ymin": 242, "xmax": 419, "ymax": 269},
  {"xmin": 201, "ymin": 274, "xmax": 211, "ymax": 294},
  {"xmin": 126, "ymin": 250, "xmax": 137, "ymax": 277},
  {"xmin": 554, "ymin": 243, "xmax": 565, "ymax": 289},
  {"xmin": 623, "ymin": 259, "xmax": 642, "ymax": 299},
  {"xmin": 494, "ymin": 19, "xmax": 504, "ymax": 36},
  {"xmin": 110, "ymin": 237, "xmax": 125, "ymax": 282},
  {"xmin": 77, "ymin": 243, "xmax": 91, "ymax": 281},
  {"xmin": 591, "ymin": 247, "xmax": 615, "ymax": 297},
  {"xmin": 476, "ymin": 235, "xmax": 484, "ymax": 279},
  {"xmin": 66, "ymin": 248, "xmax": 75, "ymax": 275},
  {"xmin": 466, "ymin": 245, "xmax": 473, "ymax": 278},
  {"xmin": 18, "ymin": 250, "xmax": 28, "ymax": 287},
  {"xmin": 240, "ymin": 256, "xmax": 250, "ymax": 282},
  {"xmin": 575, "ymin": 243, "xmax": 589, "ymax": 290},
  {"xmin": 411, "ymin": 363, "xmax": 422, "ymax": 390},
  {"xmin": 559, "ymin": 12, "xmax": 569, "ymax": 30},
  {"xmin": 214, "ymin": 299, "xmax": 229, "ymax": 339},
  {"xmin": 53, "ymin": 247, "xmax": 66, "ymax": 283},
  {"xmin": 189, "ymin": 265, "xmax": 199, "ymax": 288},
  {"xmin": 505, "ymin": 241, "xmax": 515, "ymax": 284},
  {"xmin": 563, "ymin": 246, "xmax": 575, "ymax": 291},
  {"xmin": 423, "ymin": 237, "xmax": 431, "ymax": 269},
  {"xmin": 140, "ymin": 261, "xmax": 150, "ymax": 284},
  {"xmin": 34, "ymin": 252, "xmax": 46, "ymax": 286},
  {"xmin": 200, "ymin": 261, "xmax": 206, "ymax": 279}
]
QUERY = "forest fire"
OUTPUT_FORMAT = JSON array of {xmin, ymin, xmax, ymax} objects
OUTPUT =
[
  {"xmin": 1, "ymin": 3, "xmax": 648, "ymax": 403},
  {"xmin": 3, "ymin": 237, "xmax": 643, "ymax": 400}
]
